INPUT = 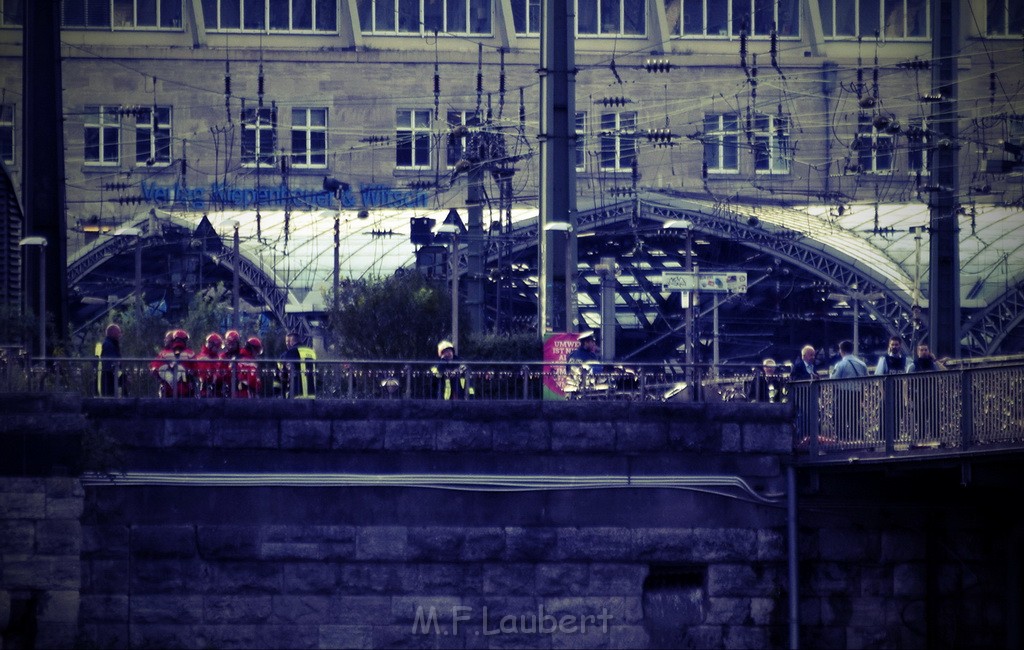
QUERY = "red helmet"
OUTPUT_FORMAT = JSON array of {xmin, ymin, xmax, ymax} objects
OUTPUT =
[
  {"xmin": 224, "ymin": 330, "xmax": 241, "ymax": 348},
  {"xmin": 205, "ymin": 332, "xmax": 223, "ymax": 351},
  {"xmin": 245, "ymin": 336, "xmax": 263, "ymax": 356},
  {"xmin": 171, "ymin": 329, "xmax": 189, "ymax": 350}
]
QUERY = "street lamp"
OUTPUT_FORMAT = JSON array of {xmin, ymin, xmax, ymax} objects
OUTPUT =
[
  {"xmin": 19, "ymin": 236, "xmax": 47, "ymax": 359},
  {"xmin": 664, "ymin": 220, "xmax": 695, "ymax": 382},
  {"xmin": 828, "ymin": 285, "xmax": 884, "ymax": 356},
  {"xmin": 436, "ymin": 222, "xmax": 461, "ymax": 352},
  {"xmin": 543, "ymin": 221, "xmax": 574, "ymax": 335},
  {"xmin": 113, "ymin": 226, "xmax": 143, "ymax": 317}
]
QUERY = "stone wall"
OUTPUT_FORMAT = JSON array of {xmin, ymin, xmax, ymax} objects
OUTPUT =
[
  {"xmin": 0, "ymin": 394, "xmax": 89, "ymax": 649},
  {"xmin": 73, "ymin": 398, "xmax": 793, "ymax": 648},
  {"xmin": 2, "ymin": 394, "xmax": 1020, "ymax": 648}
]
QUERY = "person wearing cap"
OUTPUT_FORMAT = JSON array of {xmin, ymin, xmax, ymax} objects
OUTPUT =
[
  {"xmin": 746, "ymin": 357, "xmax": 788, "ymax": 403},
  {"xmin": 567, "ymin": 331, "xmax": 605, "ymax": 374},
  {"xmin": 431, "ymin": 340, "xmax": 467, "ymax": 399}
]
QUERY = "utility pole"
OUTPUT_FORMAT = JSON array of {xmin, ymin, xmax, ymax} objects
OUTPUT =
[
  {"xmin": 23, "ymin": 0, "xmax": 68, "ymax": 355},
  {"xmin": 538, "ymin": 0, "xmax": 578, "ymax": 335},
  {"xmin": 928, "ymin": 0, "xmax": 961, "ymax": 359},
  {"xmin": 466, "ymin": 160, "xmax": 485, "ymax": 334}
]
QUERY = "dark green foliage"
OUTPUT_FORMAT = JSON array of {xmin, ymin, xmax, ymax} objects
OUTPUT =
[
  {"xmin": 463, "ymin": 332, "xmax": 543, "ymax": 361},
  {"xmin": 326, "ymin": 272, "xmax": 451, "ymax": 360}
]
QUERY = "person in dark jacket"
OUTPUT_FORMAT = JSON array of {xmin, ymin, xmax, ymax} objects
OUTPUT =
[
  {"xmin": 788, "ymin": 344, "xmax": 820, "ymax": 382},
  {"xmin": 98, "ymin": 323, "xmax": 124, "ymax": 396}
]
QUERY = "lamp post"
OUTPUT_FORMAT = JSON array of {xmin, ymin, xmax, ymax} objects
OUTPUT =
[
  {"xmin": 436, "ymin": 222, "xmax": 461, "ymax": 352},
  {"xmin": 543, "ymin": 222, "xmax": 574, "ymax": 334},
  {"xmin": 828, "ymin": 285, "xmax": 884, "ymax": 356},
  {"xmin": 664, "ymin": 220, "xmax": 694, "ymax": 383},
  {"xmin": 19, "ymin": 236, "xmax": 47, "ymax": 359},
  {"xmin": 114, "ymin": 227, "xmax": 143, "ymax": 317}
]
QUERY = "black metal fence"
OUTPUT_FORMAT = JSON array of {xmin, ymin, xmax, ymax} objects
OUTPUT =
[{"xmin": 791, "ymin": 363, "xmax": 1024, "ymax": 457}]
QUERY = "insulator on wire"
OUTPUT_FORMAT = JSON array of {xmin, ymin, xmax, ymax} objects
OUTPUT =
[
  {"xmin": 643, "ymin": 58, "xmax": 672, "ymax": 73},
  {"xmin": 596, "ymin": 96, "xmax": 633, "ymax": 107},
  {"xmin": 258, "ymin": 63, "xmax": 265, "ymax": 108},
  {"xmin": 740, "ymin": 31, "xmax": 748, "ymax": 76}
]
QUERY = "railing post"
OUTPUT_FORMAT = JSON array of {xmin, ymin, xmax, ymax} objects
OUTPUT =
[
  {"xmin": 808, "ymin": 381, "xmax": 820, "ymax": 458},
  {"xmin": 960, "ymin": 369, "xmax": 973, "ymax": 451},
  {"xmin": 347, "ymin": 366, "xmax": 354, "ymax": 398},
  {"xmin": 521, "ymin": 365, "xmax": 528, "ymax": 399},
  {"xmin": 404, "ymin": 365, "xmax": 412, "ymax": 399},
  {"xmin": 882, "ymin": 375, "xmax": 896, "ymax": 454}
]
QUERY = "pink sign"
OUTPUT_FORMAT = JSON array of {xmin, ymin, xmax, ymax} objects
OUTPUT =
[{"xmin": 543, "ymin": 332, "xmax": 581, "ymax": 399}]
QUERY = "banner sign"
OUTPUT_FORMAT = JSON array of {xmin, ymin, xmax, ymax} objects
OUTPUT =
[
  {"xmin": 542, "ymin": 332, "xmax": 582, "ymax": 400},
  {"xmin": 661, "ymin": 271, "xmax": 747, "ymax": 294}
]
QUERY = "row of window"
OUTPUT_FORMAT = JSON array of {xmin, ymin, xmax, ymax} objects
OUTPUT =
[
  {"xmin": 1, "ymin": 1, "xmax": 1012, "ymax": 38},
  {"xmin": 66, "ymin": 102, "xmax": 938, "ymax": 178}
]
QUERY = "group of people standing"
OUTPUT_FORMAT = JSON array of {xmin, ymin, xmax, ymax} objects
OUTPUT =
[
  {"xmin": 97, "ymin": 325, "xmax": 310, "ymax": 398},
  {"xmin": 149, "ymin": 329, "xmax": 265, "ymax": 398},
  {"xmin": 745, "ymin": 337, "xmax": 947, "ymax": 403}
]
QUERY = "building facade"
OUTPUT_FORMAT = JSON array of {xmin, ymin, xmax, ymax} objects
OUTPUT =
[{"xmin": 0, "ymin": 0, "xmax": 1022, "ymax": 360}]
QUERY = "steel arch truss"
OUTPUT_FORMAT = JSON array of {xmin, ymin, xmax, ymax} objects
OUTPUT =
[
  {"xmin": 962, "ymin": 280, "xmax": 1024, "ymax": 356},
  {"xmin": 68, "ymin": 214, "xmax": 309, "ymax": 338}
]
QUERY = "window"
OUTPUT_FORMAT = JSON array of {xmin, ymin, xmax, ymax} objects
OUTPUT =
[
  {"xmin": 62, "ymin": 0, "xmax": 112, "ymax": 27},
  {"xmin": 819, "ymin": 0, "xmax": 928, "ymax": 39},
  {"xmin": 575, "ymin": 111, "xmax": 586, "ymax": 172},
  {"xmin": 906, "ymin": 118, "xmax": 929, "ymax": 176},
  {"xmin": 855, "ymin": 113, "xmax": 893, "ymax": 174},
  {"xmin": 291, "ymin": 107, "xmax": 327, "ymax": 168},
  {"xmin": 357, "ymin": 0, "xmax": 492, "ymax": 35},
  {"xmin": 84, "ymin": 106, "xmax": 121, "ymax": 166},
  {"xmin": 241, "ymin": 106, "xmax": 276, "ymax": 166},
  {"xmin": 446, "ymin": 110, "xmax": 480, "ymax": 168},
  {"xmin": 396, "ymin": 109, "xmax": 431, "ymax": 169},
  {"xmin": 136, "ymin": 106, "xmax": 172, "ymax": 166},
  {"xmin": 671, "ymin": 0, "xmax": 799, "ymax": 37},
  {"xmin": 987, "ymin": 0, "xmax": 1024, "ymax": 36},
  {"xmin": 599, "ymin": 111, "xmax": 636, "ymax": 172},
  {"xmin": 703, "ymin": 113, "xmax": 739, "ymax": 173},
  {"xmin": 577, "ymin": 0, "xmax": 645, "ymax": 35},
  {"xmin": 0, "ymin": 104, "xmax": 13, "ymax": 164},
  {"xmin": 511, "ymin": 0, "xmax": 540, "ymax": 34},
  {"xmin": 202, "ymin": 0, "xmax": 337, "ymax": 31},
  {"xmin": 753, "ymin": 113, "xmax": 790, "ymax": 174},
  {"xmin": 112, "ymin": 0, "xmax": 182, "ymax": 28},
  {"xmin": 1, "ymin": 0, "xmax": 24, "ymax": 27}
]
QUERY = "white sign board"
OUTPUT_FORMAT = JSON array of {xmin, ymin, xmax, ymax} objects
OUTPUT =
[
  {"xmin": 661, "ymin": 271, "xmax": 747, "ymax": 294},
  {"xmin": 660, "ymin": 272, "xmax": 698, "ymax": 291}
]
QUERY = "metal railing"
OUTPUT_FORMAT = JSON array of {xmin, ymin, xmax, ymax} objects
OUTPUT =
[
  {"xmin": 792, "ymin": 362, "xmax": 1024, "ymax": 457},
  {"xmin": 4, "ymin": 351, "xmax": 1023, "ymax": 457},
  {"xmin": 0, "ymin": 355, "xmax": 729, "ymax": 402}
]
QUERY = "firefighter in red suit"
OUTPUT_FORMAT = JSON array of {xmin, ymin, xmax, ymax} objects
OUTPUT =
[
  {"xmin": 235, "ymin": 336, "xmax": 264, "ymax": 397},
  {"xmin": 221, "ymin": 330, "xmax": 259, "ymax": 397},
  {"xmin": 195, "ymin": 332, "xmax": 227, "ymax": 397},
  {"xmin": 150, "ymin": 329, "xmax": 197, "ymax": 398}
]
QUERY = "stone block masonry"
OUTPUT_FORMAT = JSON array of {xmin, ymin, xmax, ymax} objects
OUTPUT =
[
  {"xmin": 0, "ymin": 477, "xmax": 84, "ymax": 649},
  {"xmin": 72, "ymin": 397, "xmax": 795, "ymax": 648},
  {"xmin": 3, "ymin": 393, "xmax": 1020, "ymax": 648}
]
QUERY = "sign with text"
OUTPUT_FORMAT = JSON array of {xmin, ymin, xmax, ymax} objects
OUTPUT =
[
  {"xmin": 542, "ymin": 332, "xmax": 582, "ymax": 400},
  {"xmin": 661, "ymin": 271, "xmax": 747, "ymax": 294}
]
